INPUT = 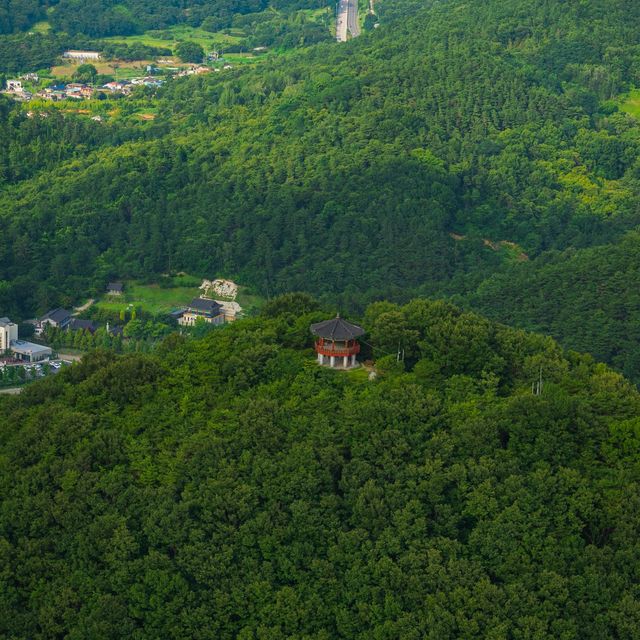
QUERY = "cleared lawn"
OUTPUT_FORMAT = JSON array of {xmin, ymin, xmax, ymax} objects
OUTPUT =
[
  {"xmin": 95, "ymin": 279, "xmax": 264, "ymax": 316},
  {"xmin": 103, "ymin": 25, "xmax": 243, "ymax": 51},
  {"xmin": 620, "ymin": 89, "xmax": 640, "ymax": 118},
  {"xmin": 31, "ymin": 20, "xmax": 51, "ymax": 33},
  {"xmin": 236, "ymin": 288, "xmax": 264, "ymax": 314},
  {"xmin": 96, "ymin": 282, "xmax": 201, "ymax": 315}
]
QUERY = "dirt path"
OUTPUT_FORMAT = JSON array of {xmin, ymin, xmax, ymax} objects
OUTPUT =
[
  {"xmin": 56, "ymin": 351, "xmax": 84, "ymax": 362},
  {"xmin": 73, "ymin": 298, "xmax": 95, "ymax": 316},
  {"xmin": 0, "ymin": 387, "xmax": 24, "ymax": 395}
]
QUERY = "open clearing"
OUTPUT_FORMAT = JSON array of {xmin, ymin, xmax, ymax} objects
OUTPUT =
[
  {"xmin": 620, "ymin": 89, "xmax": 640, "ymax": 118},
  {"xmin": 103, "ymin": 25, "xmax": 243, "ymax": 51},
  {"xmin": 50, "ymin": 59, "xmax": 153, "ymax": 79},
  {"xmin": 94, "ymin": 277, "xmax": 264, "ymax": 316},
  {"xmin": 96, "ymin": 282, "xmax": 202, "ymax": 315}
]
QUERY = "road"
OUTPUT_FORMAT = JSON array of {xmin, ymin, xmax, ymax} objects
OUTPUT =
[
  {"xmin": 347, "ymin": 0, "xmax": 360, "ymax": 38},
  {"xmin": 73, "ymin": 298, "xmax": 95, "ymax": 315},
  {"xmin": 336, "ymin": 0, "xmax": 359, "ymax": 42},
  {"xmin": 56, "ymin": 350, "xmax": 84, "ymax": 362},
  {"xmin": 0, "ymin": 386, "xmax": 24, "ymax": 395}
]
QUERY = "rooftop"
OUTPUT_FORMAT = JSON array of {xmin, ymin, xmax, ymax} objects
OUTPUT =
[
  {"xmin": 10, "ymin": 340, "xmax": 52, "ymax": 355},
  {"xmin": 188, "ymin": 298, "xmax": 222, "ymax": 314},
  {"xmin": 107, "ymin": 282, "xmax": 124, "ymax": 292},
  {"xmin": 69, "ymin": 319, "xmax": 97, "ymax": 333},
  {"xmin": 41, "ymin": 308, "xmax": 72, "ymax": 324},
  {"xmin": 311, "ymin": 316, "xmax": 365, "ymax": 341}
]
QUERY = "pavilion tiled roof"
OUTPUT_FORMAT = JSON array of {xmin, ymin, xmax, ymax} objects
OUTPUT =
[{"xmin": 310, "ymin": 316, "xmax": 365, "ymax": 341}]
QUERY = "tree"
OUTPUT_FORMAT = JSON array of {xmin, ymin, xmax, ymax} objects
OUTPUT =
[
  {"xmin": 175, "ymin": 41, "xmax": 204, "ymax": 63},
  {"xmin": 73, "ymin": 63, "xmax": 98, "ymax": 84}
]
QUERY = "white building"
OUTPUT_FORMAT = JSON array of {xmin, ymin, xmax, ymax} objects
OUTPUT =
[
  {"xmin": 0, "ymin": 317, "xmax": 18, "ymax": 353},
  {"xmin": 63, "ymin": 50, "xmax": 102, "ymax": 61},
  {"xmin": 6, "ymin": 80, "xmax": 23, "ymax": 93},
  {"xmin": 10, "ymin": 340, "xmax": 52, "ymax": 363}
]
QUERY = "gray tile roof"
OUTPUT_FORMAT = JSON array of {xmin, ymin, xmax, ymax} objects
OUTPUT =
[
  {"xmin": 41, "ymin": 308, "xmax": 72, "ymax": 324},
  {"xmin": 188, "ymin": 298, "xmax": 222, "ymax": 314},
  {"xmin": 311, "ymin": 316, "xmax": 365, "ymax": 341}
]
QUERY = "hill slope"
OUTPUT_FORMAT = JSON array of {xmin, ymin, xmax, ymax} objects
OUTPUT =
[
  {"xmin": 2, "ymin": 0, "xmax": 640, "ymax": 379},
  {"xmin": 2, "ymin": 298, "xmax": 640, "ymax": 637}
]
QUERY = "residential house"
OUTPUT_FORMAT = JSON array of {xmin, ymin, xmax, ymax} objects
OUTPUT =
[
  {"xmin": 102, "ymin": 81, "xmax": 131, "ymax": 95},
  {"xmin": 131, "ymin": 76, "xmax": 164, "ymax": 87},
  {"xmin": 68, "ymin": 318, "xmax": 97, "ymax": 333},
  {"xmin": 177, "ymin": 298, "xmax": 225, "ymax": 327},
  {"xmin": 169, "ymin": 309, "xmax": 187, "ymax": 323},
  {"xmin": 107, "ymin": 282, "xmax": 124, "ymax": 296},
  {"xmin": 64, "ymin": 83, "xmax": 95, "ymax": 100},
  {"xmin": 37, "ymin": 308, "xmax": 72, "ymax": 335}
]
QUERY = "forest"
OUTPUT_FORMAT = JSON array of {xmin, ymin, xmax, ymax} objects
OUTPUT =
[
  {"xmin": 2, "ymin": 296, "xmax": 640, "ymax": 638},
  {"xmin": 0, "ymin": 0, "xmax": 329, "ymax": 37},
  {"xmin": 4, "ymin": 1, "xmax": 640, "ymax": 635},
  {"xmin": 2, "ymin": 0, "xmax": 640, "ymax": 381}
]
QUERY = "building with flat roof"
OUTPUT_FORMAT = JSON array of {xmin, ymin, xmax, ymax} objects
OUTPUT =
[
  {"xmin": 0, "ymin": 317, "xmax": 18, "ymax": 353},
  {"xmin": 10, "ymin": 340, "xmax": 52, "ymax": 362},
  {"xmin": 63, "ymin": 50, "xmax": 101, "ymax": 60}
]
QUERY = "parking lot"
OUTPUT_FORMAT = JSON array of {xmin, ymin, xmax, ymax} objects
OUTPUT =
[{"xmin": 0, "ymin": 359, "xmax": 70, "ymax": 388}]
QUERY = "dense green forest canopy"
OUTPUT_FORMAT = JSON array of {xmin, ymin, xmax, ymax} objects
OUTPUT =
[
  {"xmin": 2, "ymin": 297, "xmax": 640, "ymax": 638},
  {"xmin": 3, "ymin": 0, "xmax": 640, "ymax": 380},
  {"xmin": 0, "ymin": 0, "xmax": 328, "ymax": 38},
  {"xmin": 0, "ymin": 0, "xmax": 47, "ymax": 34}
]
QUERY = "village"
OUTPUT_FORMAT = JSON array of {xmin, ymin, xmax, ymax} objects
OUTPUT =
[
  {"xmin": 0, "ymin": 278, "xmax": 245, "ymax": 390},
  {"xmin": 1, "ymin": 49, "xmax": 236, "ymax": 102}
]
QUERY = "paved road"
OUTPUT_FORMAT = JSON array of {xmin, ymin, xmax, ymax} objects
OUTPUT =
[
  {"xmin": 336, "ymin": 0, "xmax": 348, "ymax": 41},
  {"xmin": 336, "ymin": 0, "xmax": 359, "ymax": 41},
  {"xmin": 347, "ymin": 0, "xmax": 360, "ymax": 38}
]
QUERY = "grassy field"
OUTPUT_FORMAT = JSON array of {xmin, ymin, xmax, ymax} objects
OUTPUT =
[
  {"xmin": 30, "ymin": 20, "xmax": 51, "ymax": 33},
  {"xmin": 103, "ymin": 25, "xmax": 243, "ymax": 51},
  {"xmin": 620, "ymin": 88, "xmax": 640, "ymax": 118},
  {"xmin": 94, "ymin": 277, "xmax": 264, "ymax": 316},
  {"xmin": 50, "ymin": 59, "xmax": 152, "ymax": 79},
  {"xmin": 95, "ymin": 282, "xmax": 201, "ymax": 315},
  {"xmin": 235, "ymin": 288, "xmax": 265, "ymax": 314}
]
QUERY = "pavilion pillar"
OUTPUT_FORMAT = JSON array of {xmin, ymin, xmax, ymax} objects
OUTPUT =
[
  {"xmin": 343, "ymin": 355, "xmax": 349, "ymax": 368},
  {"xmin": 351, "ymin": 354, "xmax": 356, "ymax": 366},
  {"xmin": 330, "ymin": 356, "xmax": 336, "ymax": 367},
  {"xmin": 318, "ymin": 352, "xmax": 323, "ymax": 364}
]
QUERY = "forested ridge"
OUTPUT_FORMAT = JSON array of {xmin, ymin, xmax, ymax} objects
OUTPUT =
[
  {"xmin": 2, "ymin": 0, "xmax": 640, "ymax": 380},
  {"xmin": 2, "ymin": 296, "xmax": 640, "ymax": 638},
  {"xmin": 0, "ymin": 0, "xmax": 327, "ymax": 38}
]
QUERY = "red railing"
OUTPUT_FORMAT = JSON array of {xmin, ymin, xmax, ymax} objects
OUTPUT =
[{"xmin": 315, "ymin": 341, "xmax": 360, "ymax": 357}]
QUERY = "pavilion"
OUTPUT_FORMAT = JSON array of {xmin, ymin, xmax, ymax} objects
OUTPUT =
[{"xmin": 310, "ymin": 315, "xmax": 364, "ymax": 369}]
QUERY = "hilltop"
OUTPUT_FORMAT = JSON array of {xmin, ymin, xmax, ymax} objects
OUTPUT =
[{"xmin": 2, "ymin": 296, "xmax": 640, "ymax": 637}]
